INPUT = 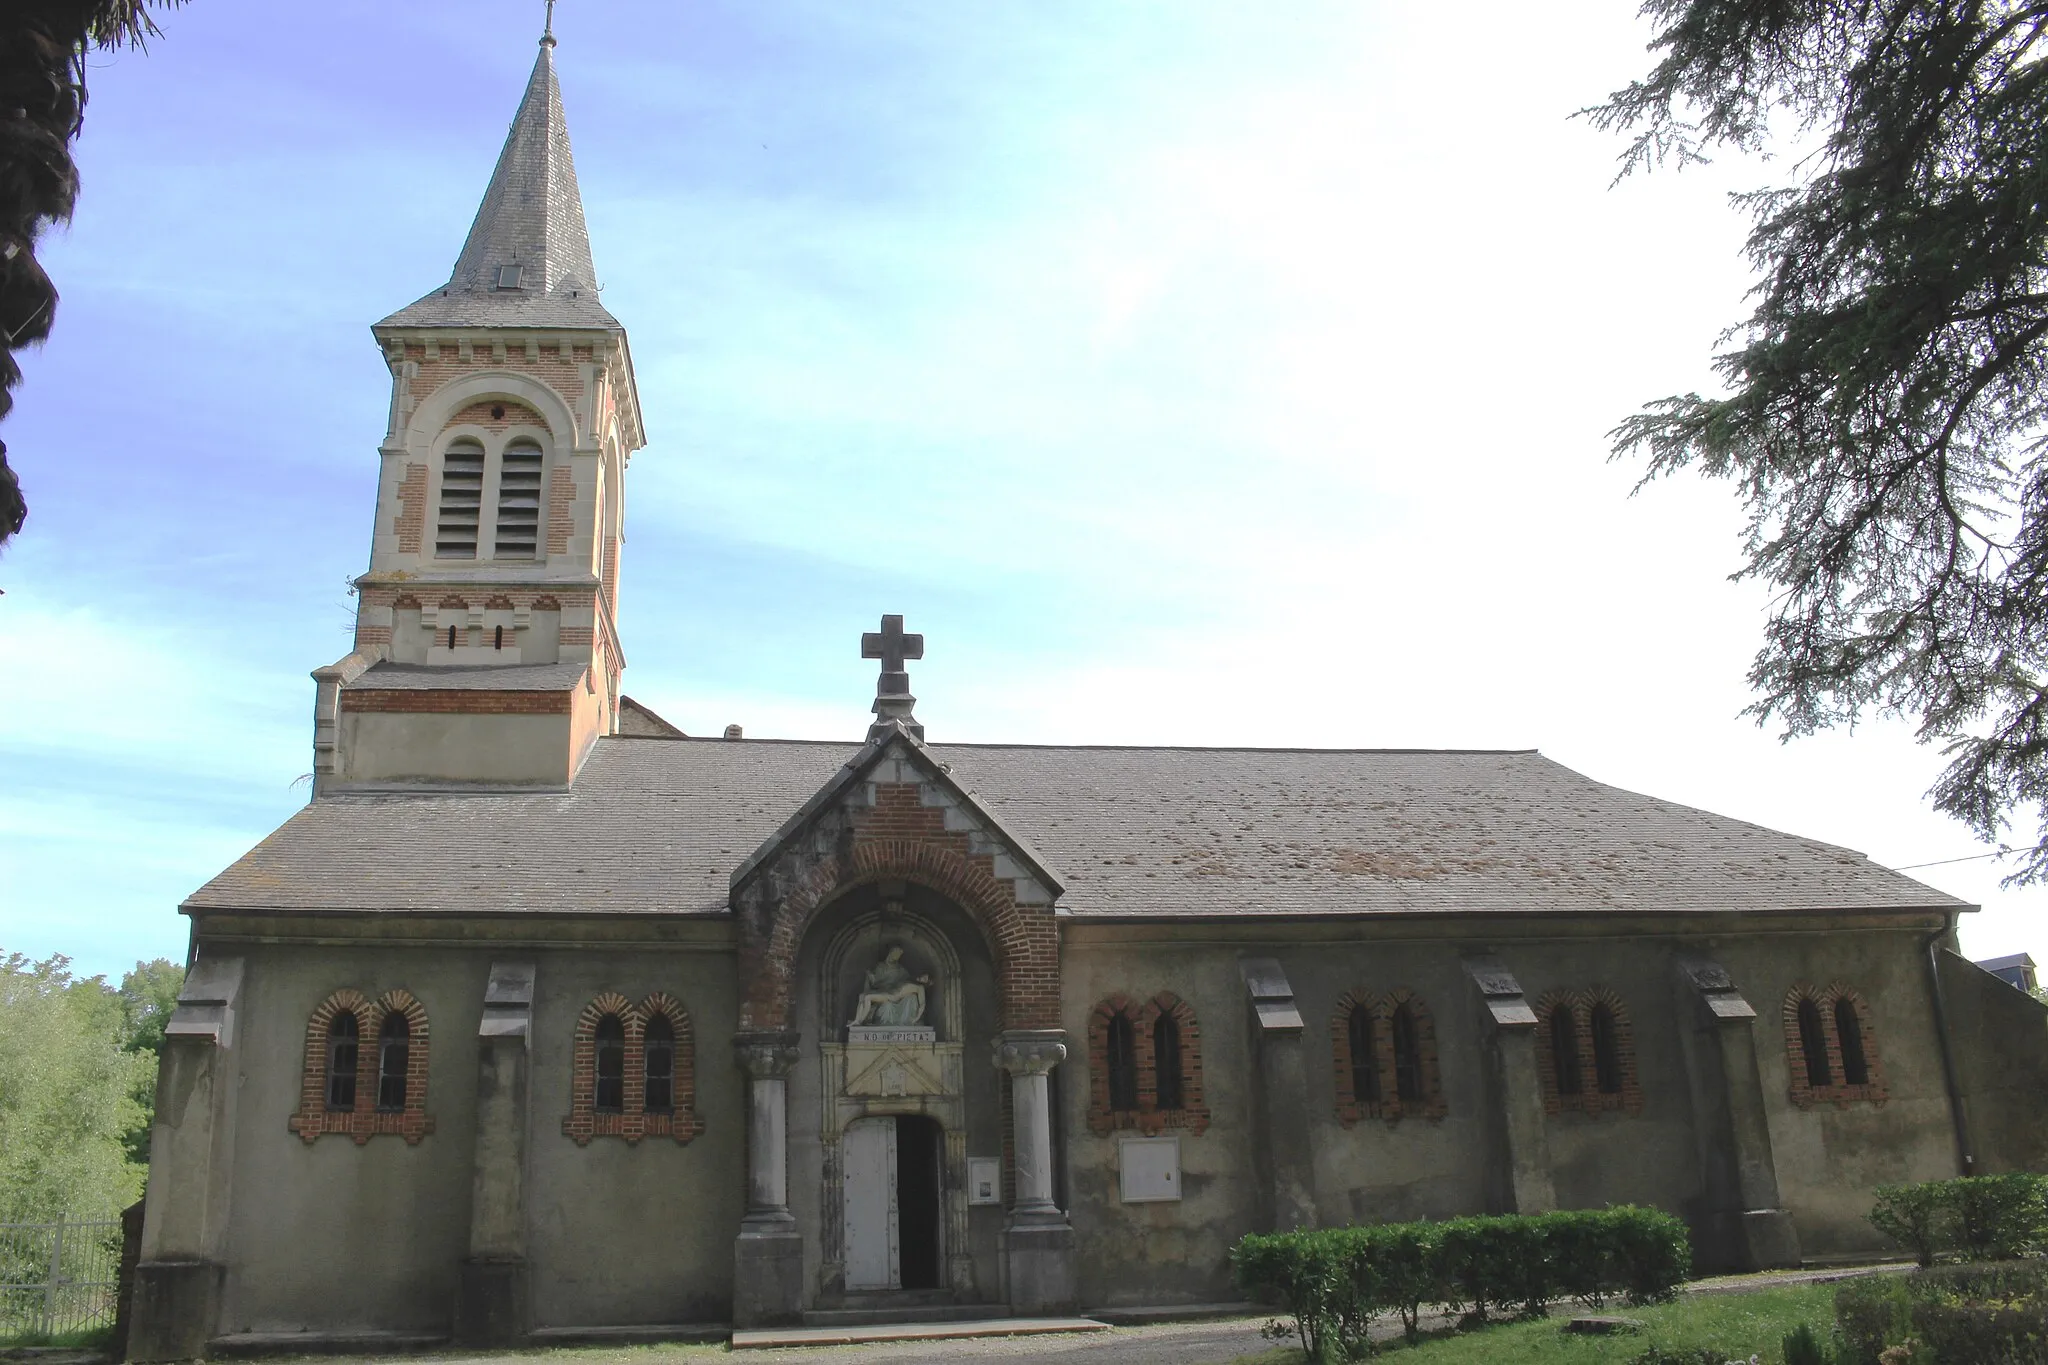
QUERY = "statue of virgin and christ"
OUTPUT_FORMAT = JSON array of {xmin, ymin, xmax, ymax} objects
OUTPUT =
[{"xmin": 850, "ymin": 946, "xmax": 931, "ymax": 1028}]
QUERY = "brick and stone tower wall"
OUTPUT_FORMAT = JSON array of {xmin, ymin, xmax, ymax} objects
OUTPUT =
[{"xmin": 345, "ymin": 29, "xmax": 646, "ymax": 730}]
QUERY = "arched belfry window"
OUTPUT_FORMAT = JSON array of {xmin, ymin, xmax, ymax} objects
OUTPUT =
[
  {"xmin": 1152, "ymin": 1013, "xmax": 1184, "ymax": 1111},
  {"xmin": 1089, "ymin": 993, "xmax": 1211, "ymax": 1135},
  {"xmin": 594, "ymin": 1014, "xmax": 626, "ymax": 1113},
  {"xmin": 1798, "ymin": 997, "xmax": 1832, "ymax": 1088},
  {"xmin": 292, "ymin": 989, "xmax": 434, "ymax": 1144},
  {"xmin": 376, "ymin": 1011, "xmax": 411, "ymax": 1112},
  {"xmin": 1106, "ymin": 1012, "xmax": 1138, "ymax": 1112},
  {"xmin": 436, "ymin": 439, "xmax": 485, "ymax": 558},
  {"xmin": 562, "ymin": 992, "xmax": 704, "ymax": 1145},
  {"xmin": 495, "ymin": 439, "xmax": 543, "ymax": 559},
  {"xmin": 1785, "ymin": 985, "xmax": 1885, "ymax": 1108},
  {"xmin": 643, "ymin": 1013, "xmax": 675, "ymax": 1115},
  {"xmin": 326, "ymin": 1011, "xmax": 358, "ymax": 1112}
]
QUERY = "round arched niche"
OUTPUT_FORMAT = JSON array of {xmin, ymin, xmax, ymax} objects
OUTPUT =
[{"xmin": 786, "ymin": 879, "xmax": 1007, "ymax": 1302}]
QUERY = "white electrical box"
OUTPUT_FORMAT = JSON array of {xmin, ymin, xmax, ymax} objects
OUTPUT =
[
  {"xmin": 967, "ymin": 1157, "xmax": 1001, "ymax": 1206},
  {"xmin": 1118, "ymin": 1135, "xmax": 1182, "ymax": 1203}
]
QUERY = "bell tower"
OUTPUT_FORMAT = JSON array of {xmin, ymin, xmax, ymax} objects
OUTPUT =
[{"xmin": 311, "ymin": 20, "xmax": 648, "ymax": 792}]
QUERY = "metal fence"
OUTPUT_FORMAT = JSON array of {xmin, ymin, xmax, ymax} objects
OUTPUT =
[{"xmin": 0, "ymin": 1220, "xmax": 122, "ymax": 1340}]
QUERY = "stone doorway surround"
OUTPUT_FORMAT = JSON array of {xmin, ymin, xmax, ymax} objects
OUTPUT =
[{"xmin": 728, "ymin": 722, "xmax": 1076, "ymax": 1328}]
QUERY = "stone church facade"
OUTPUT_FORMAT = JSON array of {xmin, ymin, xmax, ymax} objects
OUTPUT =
[{"xmin": 129, "ymin": 30, "xmax": 2048, "ymax": 1359}]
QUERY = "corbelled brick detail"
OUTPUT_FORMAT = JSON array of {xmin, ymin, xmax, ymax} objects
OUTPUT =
[
  {"xmin": 561, "ymin": 991, "xmax": 704, "ymax": 1145},
  {"xmin": 1783, "ymin": 984, "xmax": 1889, "ymax": 1109},
  {"xmin": 734, "ymin": 776, "xmax": 1060, "ymax": 1034},
  {"xmin": 394, "ymin": 463, "xmax": 427, "ymax": 554},
  {"xmin": 1084, "ymin": 992, "xmax": 1210, "ymax": 1136},
  {"xmin": 1534, "ymin": 986, "xmax": 1644, "ymax": 1117},
  {"xmin": 289, "ymin": 987, "xmax": 434, "ymax": 1145},
  {"xmin": 1330, "ymin": 987, "xmax": 1448, "ymax": 1126},
  {"xmin": 340, "ymin": 689, "xmax": 573, "ymax": 715},
  {"xmin": 402, "ymin": 342, "xmax": 588, "ymax": 412}
]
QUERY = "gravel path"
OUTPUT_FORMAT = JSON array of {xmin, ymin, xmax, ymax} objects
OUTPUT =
[{"xmin": 730, "ymin": 1318, "xmax": 1277, "ymax": 1365}]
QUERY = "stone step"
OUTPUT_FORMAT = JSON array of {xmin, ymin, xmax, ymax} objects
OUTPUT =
[
  {"xmin": 735, "ymin": 1317, "xmax": 1110, "ymax": 1350},
  {"xmin": 801, "ymin": 1302, "xmax": 1006, "ymax": 1327}
]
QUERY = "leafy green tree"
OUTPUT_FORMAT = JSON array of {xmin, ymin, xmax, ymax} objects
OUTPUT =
[
  {"xmin": 1590, "ymin": 2, "xmax": 2048, "ymax": 879},
  {"xmin": 0, "ymin": 1, "xmax": 189, "ymax": 546},
  {"xmin": 116, "ymin": 957, "xmax": 182, "ymax": 1163},
  {"xmin": 0, "ymin": 953, "xmax": 152, "ymax": 1220}
]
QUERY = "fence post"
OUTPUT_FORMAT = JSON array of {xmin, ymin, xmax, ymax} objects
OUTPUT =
[{"xmin": 43, "ymin": 1220, "xmax": 64, "ymax": 1338}]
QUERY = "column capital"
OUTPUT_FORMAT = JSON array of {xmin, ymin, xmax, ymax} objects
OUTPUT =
[
  {"xmin": 734, "ymin": 1031, "xmax": 801, "ymax": 1079},
  {"xmin": 993, "ymin": 1029, "xmax": 1067, "ymax": 1076}
]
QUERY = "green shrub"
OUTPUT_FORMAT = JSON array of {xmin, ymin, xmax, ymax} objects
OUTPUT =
[
  {"xmin": 1834, "ymin": 1276, "xmax": 1913, "ymax": 1365},
  {"xmin": 1782, "ymin": 1320, "xmax": 1832, "ymax": 1365},
  {"xmin": 1868, "ymin": 1173, "xmax": 2048, "ymax": 1265},
  {"xmin": 1231, "ymin": 1205, "xmax": 1693, "ymax": 1356},
  {"xmin": 1835, "ymin": 1263, "xmax": 2048, "ymax": 1365}
]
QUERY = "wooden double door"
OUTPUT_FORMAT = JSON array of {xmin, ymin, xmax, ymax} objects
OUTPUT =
[{"xmin": 841, "ymin": 1114, "xmax": 944, "ymax": 1291}]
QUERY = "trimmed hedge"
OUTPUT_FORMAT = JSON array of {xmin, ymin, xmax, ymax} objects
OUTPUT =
[
  {"xmin": 1835, "ymin": 1262, "xmax": 2048, "ymax": 1365},
  {"xmin": 1231, "ymin": 1206, "xmax": 1691, "ymax": 1360},
  {"xmin": 1868, "ymin": 1173, "xmax": 2048, "ymax": 1266}
]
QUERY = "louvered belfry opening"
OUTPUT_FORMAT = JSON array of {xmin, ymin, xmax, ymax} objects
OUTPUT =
[
  {"xmin": 436, "ymin": 439, "xmax": 485, "ymax": 557},
  {"xmin": 495, "ymin": 438, "xmax": 544, "ymax": 558}
]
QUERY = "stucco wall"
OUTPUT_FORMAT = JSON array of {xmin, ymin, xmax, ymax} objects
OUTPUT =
[
  {"xmin": 206, "ymin": 937, "xmax": 744, "ymax": 1336},
  {"xmin": 338, "ymin": 711, "xmax": 579, "ymax": 787},
  {"xmin": 1938, "ymin": 948, "xmax": 2048, "ymax": 1175}
]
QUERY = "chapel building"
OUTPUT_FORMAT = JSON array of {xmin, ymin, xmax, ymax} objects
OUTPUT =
[{"xmin": 129, "ymin": 29, "xmax": 2048, "ymax": 1358}]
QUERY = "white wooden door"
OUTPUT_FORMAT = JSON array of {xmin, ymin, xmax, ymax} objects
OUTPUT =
[{"xmin": 842, "ymin": 1118, "xmax": 900, "ymax": 1290}]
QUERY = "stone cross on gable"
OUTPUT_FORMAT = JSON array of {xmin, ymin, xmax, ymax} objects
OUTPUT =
[{"xmin": 862, "ymin": 614, "xmax": 926, "ymax": 743}]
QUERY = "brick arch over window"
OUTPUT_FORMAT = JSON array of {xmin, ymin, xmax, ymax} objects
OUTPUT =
[
  {"xmin": 290, "ymin": 988, "xmax": 434, "ymax": 1144},
  {"xmin": 1330, "ymin": 988, "xmax": 1448, "ymax": 1126},
  {"xmin": 562, "ymin": 991, "xmax": 705, "ymax": 1145},
  {"xmin": 741, "ymin": 833, "xmax": 1058, "ymax": 1034},
  {"xmin": 1783, "ymin": 984, "xmax": 1887, "ymax": 1109},
  {"xmin": 392, "ymin": 594, "xmax": 421, "ymax": 611},
  {"xmin": 1085, "ymin": 992, "xmax": 1211, "ymax": 1136},
  {"xmin": 1534, "ymin": 986, "xmax": 1642, "ymax": 1117}
]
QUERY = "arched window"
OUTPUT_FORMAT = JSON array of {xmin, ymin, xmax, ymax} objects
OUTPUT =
[
  {"xmin": 1550, "ymin": 1003, "xmax": 1582, "ymax": 1096},
  {"xmin": 1589, "ymin": 1003, "xmax": 1623, "ymax": 1095},
  {"xmin": 643, "ymin": 1012, "xmax": 675, "ymax": 1114},
  {"xmin": 1798, "ymin": 997, "xmax": 1832, "ymax": 1089},
  {"xmin": 326, "ymin": 1011, "xmax": 358, "ymax": 1112},
  {"xmin": 495, "ymin": 439, "xmax": 544, "ymax": 559},
  {"xmin": 436, "ymin": 439, "xmax": 485, "ymax": 558},
  {"xmin": 1391, "ymin": 1002, "xmax": 1423, "ymax": 1102},
  {"xmin": 1835, "ymin": 997, "xmax": 1869, "ymax": 1086},
  {"xmin": 1106, "ymin": 1012, "xmax": 1139, "ymax": 1112},
  {"xmin": 1153, "ymin": 1013, "xmax": 1184, "ymax": 1111},
  {"xmin": 376, "ymin": 1011, "xmax": 411, "ymax": 1112},
  {"xmin": 1348, "ymin": 1005, "xmax": 1381, "ymax": 1105},
  {"xmin": 594, "ymin": 1014, "xmax": 626, "ymax": 1113}
]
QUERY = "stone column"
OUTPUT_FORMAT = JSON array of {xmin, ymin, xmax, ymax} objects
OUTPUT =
[
  {"xmin": 733, "ymin": 1032, "xmax": 803, "ymax": 1328},
  {"xmin": 1240, "ymin": 958, "xmax": 1317, "ymax": 1231},
  {"xmin": 130, "ymin": 957, "xmax": 244, "ymax": 1363},
  {"xmin": 1672, "ymin": 956, "xmax": 1800, "ymax": 1270},
  {"xmin": 1461, "ymin": 956, "xmax": 1556, "ymax": 1216},
  {"xmin": 457, "ymin": 964, "xmax": 535, "ymax": 1346},
  {"xmin": 994, "ymin": 1030, "xmax": 1076, "ymax": 1314}
]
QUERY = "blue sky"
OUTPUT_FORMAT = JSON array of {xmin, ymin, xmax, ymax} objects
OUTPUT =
[{"xmin": 3, "ymin": 0, "xmax": 2042, "ymax": 977}]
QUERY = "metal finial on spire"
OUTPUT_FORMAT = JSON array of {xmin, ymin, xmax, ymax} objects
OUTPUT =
[{"xmin": 542, "ymin": 0, "xmax": 557, "ymax": 46}]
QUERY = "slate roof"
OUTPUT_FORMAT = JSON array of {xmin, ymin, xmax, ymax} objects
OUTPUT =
[
  {"xmin": 184, "ymin": 737, "xmax": 1965, "ymax": 921},
  {"xmin": 343, "ymin": 662, "xmax": 589, "ymax": 692},
  {"xmin": 376, "ymin": 38, "xmax": 619, "ymax": 332}
]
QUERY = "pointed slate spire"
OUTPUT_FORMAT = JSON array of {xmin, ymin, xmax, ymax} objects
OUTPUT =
[{"xmin": 378, "ymin": 28, "xmax": 620, "ymax": 330}]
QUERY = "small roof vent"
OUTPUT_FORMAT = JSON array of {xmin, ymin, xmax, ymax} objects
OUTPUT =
[{"xmin": 495, "ymin": 264, "xmax": 524, "ymax": 290}]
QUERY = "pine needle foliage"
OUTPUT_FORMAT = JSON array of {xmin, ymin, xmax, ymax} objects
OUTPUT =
[
  {"xmin": 0, "ymin": 0, "xmax": 188, "ymax": 549},
  {"xmin": 1589, "ymin": 2, "xmax": 2048, "ymax": 881}
]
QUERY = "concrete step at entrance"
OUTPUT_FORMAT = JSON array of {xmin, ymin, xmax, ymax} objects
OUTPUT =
[
  {"xmin": 802, "ymin": 1302, "xmax": 1005, "ymax": 1327},
  {"xmin": 734, "ymin": 1317, "xmax": 1110, "ymax": 1350}
]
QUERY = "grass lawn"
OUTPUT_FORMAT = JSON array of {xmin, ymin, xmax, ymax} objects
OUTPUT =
[{"xmin": 1235, "ymin": 1282, "xmax": 1838, "ymax": 1364}]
